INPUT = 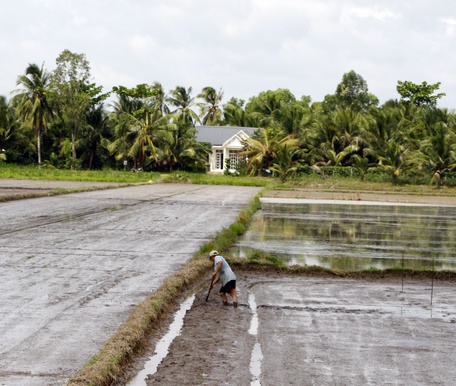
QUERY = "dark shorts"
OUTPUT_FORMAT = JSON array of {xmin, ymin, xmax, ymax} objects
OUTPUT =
[{"xmin": 220, "ymin": 280, "xmax": 236, "ymax": 294}]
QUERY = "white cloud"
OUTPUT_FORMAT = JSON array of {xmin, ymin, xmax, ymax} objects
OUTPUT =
[
  {"xmin": 0, "ymin": 0, "xmax": 455, "ymax": 108},
  {"xmin": 344, "ymin": 6, "xmax": 400, "ymax": 22},
  {"xmin": 441, "ymin": 17, "xmax": 456, "ymax": 36},
  {"xmin": 129, "ymin": 34, "xmax": 156, "ymax": 56}
]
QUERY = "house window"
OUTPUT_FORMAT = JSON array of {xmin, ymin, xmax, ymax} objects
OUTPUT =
[
  {"xmin": 228, "ymin": 150, "xmax": 243, "ymax": 170},
  {"xmin": 215, "ymin": 150, "xmax": 223, "ymax": 170}
]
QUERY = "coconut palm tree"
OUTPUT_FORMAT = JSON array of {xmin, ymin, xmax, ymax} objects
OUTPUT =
[
  {"xmin": 107, "ymin": 93, "xmax": 137, "ymax": 166},
  {"xmin": 151, "ymin": 81, "xmax": 170, "ymax": 116},
  {"xmin": 222, "ymin": 98, "xmax": 260, "ymax": 127},
  {"xmin": 304, "ymin": 107, "xmax": 371, "ymax": 167},
  {"xmin": 0, "ymin": 96, "xmax": 14, "ymax": 162},
  {"xmin": 241, "ymin": 128, "xmax": 291, "ymax": 176},
  {"xmin": 350, "ymin": 153, "xmax": 376, "ymax": 181},
  {"xmin": 167, "ymin": 86, "xmax": 200, "ymax": 127},
  {"xmin": 157, "ymin": 121, "xmax": 209, "ymax": 172},
  {"xmin": 245, "ymin": 88, "xmax": 297, "ymax": 130},
  {"xmin": 198, "ymin": 86, "xmax": 224, "ymax": 125},
  {"xmin": 409, "ymin": 109, "xmax": 456, "ymax": 186},
  {"xmin": 269, "ymin": 136, "xmax": 302, "ymax": 182},
  {"xmin": 13, "ymin": 63, "xmax": 52, "ymax": 167},
  {"xmin": 78, "ymin": 105, "xmax": 110, "ymax": 169},
  {"xmin": 128, "ymin": 104, "xmax": 172, "ymax": 169},
  {"xmin": 375, "ymin": 140, "xmax": 409, "ymax": 184}
]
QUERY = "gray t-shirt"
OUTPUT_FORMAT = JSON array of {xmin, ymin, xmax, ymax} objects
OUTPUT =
[{"xmin": 214, "ymin": 255, "xmax": 236, "ymax": 287}]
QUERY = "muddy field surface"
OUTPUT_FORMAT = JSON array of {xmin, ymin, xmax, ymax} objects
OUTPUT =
[
  {"xmin": 124, "ymin": 272, "xmax": 456, "ymax": 386},
  {"xmin": 0, "ymin": 182, "xmax": 261, "ymax": 386},
  {"xmin": 0, "ymin": 178, "xmax": 127, "ymax": 198},
  {"xmin": 262, "ymin": 188, "xmax": 456, "ymax": 206},
  {"xmin": 2, "ymin": 180, "xmax": 456, "ymax": 386}
]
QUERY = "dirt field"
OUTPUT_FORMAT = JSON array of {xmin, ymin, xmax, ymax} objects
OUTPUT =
[
  {"xmin": 0, "ymin": 178, "xmax": 128, "ymax": 200},
  {"xmin": 121, "ymin": 271, "xmax": 456, "ymax": 386},
  {"xmin": 262, "ymin": 188, "xmax": 456, "ymax": 206},
  {"xmin": 0, "ymin": 181, "xmax": 261, "ymax": 386},
  {"xmin": 2, "ymin": 180, "xmax": 455, "ymax": 386},
  {"xmin": 120, "ymin": 189, "xmax": 456, "ymax": 386}
]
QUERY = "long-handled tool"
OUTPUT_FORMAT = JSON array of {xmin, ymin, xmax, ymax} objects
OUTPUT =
[
  {"xmin": 205, "ymin": 275, "xmax": 218, "ymax": 301},
  {"xmin": 205, "ymin": 285, "xmax": 212, "ymax": 302}
]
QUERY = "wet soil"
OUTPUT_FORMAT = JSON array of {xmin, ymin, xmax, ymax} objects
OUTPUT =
[
  {"xmin": 2, "ymin": 180, "xmax": 455, "ymax": 385},
  {"xmin": 120, "ymin": 187, "xmax": 456, "ymax": 386},
  {"xmin": 0, "ymin": 182, "xmax": 262, "ymax": 386},
  {"xmin": 262, "ymin": 188, "xmax": 456, "ymax": 206},
  {"xmin": 0, "ymin": 179, "xmax": 128, "ymax": 200},
  {"xmin": 123, "ymin": 271, "xmax": 456, "ymax": 386}
]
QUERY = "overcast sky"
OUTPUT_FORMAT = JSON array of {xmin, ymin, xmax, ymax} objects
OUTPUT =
[{"xmin": 2, "ymin": 0, "xmax": 456, "ymax": 109}]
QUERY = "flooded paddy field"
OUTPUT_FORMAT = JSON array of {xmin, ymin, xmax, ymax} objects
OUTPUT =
[
  {"xmin": 235, "ymin": 197, "xmax": 456, "ymax": 272},
  {"xmin": 123, "ymin": 271, "xmax": 456, "ymax": 386}
]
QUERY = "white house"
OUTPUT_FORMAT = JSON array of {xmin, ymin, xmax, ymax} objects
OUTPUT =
[{"xmin": 196, "ymin": 126, "xmax": 259, "ymax": 174}]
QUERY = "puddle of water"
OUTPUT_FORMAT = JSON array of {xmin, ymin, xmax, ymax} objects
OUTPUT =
[
  {"xmin": 248, "ymin": 292, "xmax": 259, "ymax": 335},
  {"xmin": 233, "ymin": 200, "xmax": 456, "ymax": 271},
  {"xmin": 250, "ymin": 342, "xmax": 263, "ymax": 386},
  {"xmin": 127, "ymin": 295, "xmax": 195, "ymax": 386},
  {"xmin": 248, "ymin": 291, "xmax": 263, "ymax": 385}
]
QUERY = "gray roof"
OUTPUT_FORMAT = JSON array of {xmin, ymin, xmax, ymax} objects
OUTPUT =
[{"xmin": 195, "ymin": 126, "xmax": 259, "ymax": 145}]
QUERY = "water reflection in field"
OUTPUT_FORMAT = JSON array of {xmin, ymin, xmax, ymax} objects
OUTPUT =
[{"xmin": 234, "ymin": 199, "xmax": 456, "ymax": 272}]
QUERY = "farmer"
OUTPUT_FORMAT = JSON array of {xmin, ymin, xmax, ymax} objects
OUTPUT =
[{"xmin": 208, "ymin": 250, "xmax": 238, "ymax": 308}]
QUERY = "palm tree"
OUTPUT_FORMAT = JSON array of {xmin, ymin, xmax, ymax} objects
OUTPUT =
[
  {"xmin": 78, "ymin": 105, "xmax": 110, "ymax": 169},
  {"xmin": 245, "ymin": 88, "xmax": 297, "ymax": 130},
  {"xmin": 167, "ymin": 86, "xmax": 200, "ymax": 127},
  {"xmin": 376, "ymin": 140, "xmax": 409, "ymax": 184},
  {"xmin": 222, "ymin": 98, "xmax": 260, "ymax": 127},
  {"xmin": 128, "ymin": 104, "xmax": 172, "ymax": 169},
  {"xmin": 409, "ymin": 110, "xmax": 456, "ymax": 186},
  {"xmin": 303, "ymin": 107, "xmax": 370, "ymax": 166},
  {"xmin": 108, "ymin": 93, "xmax": 137, "ymax": 166},
  {"xmin": 158, "ymin": 122, "xmax": 208, "ymax": 171},
  {"xmin": 198, "ymin": 87, "xmax": 224, "ymax": 125},
  {"xmin": 331, "ymin": 107, "xmax": 373, "ymax": 154},
  {"xmin": 269, "ymin": 136, "xmax": 302, "ymax": 182},
  {"xmin": 241, "ymin": 128, "xmax": 287, "ymax": 176},
  {"xmin": 151, "ymin": 81, "xmax": 170, "ymax": 116},
  {"xmin": 350, "ymin": 153, "xmax": 376, "ymax": 181},
  {"xmin": 13, "ymin": 63, "xmax": 52, "ymax": 167},
  {"xmin": 0, "ymin": 96, "xmax": 14, "ymax": 162}
]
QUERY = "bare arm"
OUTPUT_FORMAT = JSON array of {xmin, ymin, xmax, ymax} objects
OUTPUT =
[
  {"xmin": 209, "ymin": 274, "xmax": 219, "ymax": 289},
  {"xmin": 212, "ymin": 261, "xmax": 223, "ymax": 278},
  {"xmin": 209, "ymin": 261, "xmax": 223, "ymax": 289}
]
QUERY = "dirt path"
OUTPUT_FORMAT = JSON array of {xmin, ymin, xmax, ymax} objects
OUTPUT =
[{"xmin": 127, "ymin": 272, "xmax": 456, "ymax": 386}]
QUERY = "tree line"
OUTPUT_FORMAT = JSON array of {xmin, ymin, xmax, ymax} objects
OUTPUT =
[{"xmin": 0, "ymin": 49, "xmax": 453, "ymax": 185}]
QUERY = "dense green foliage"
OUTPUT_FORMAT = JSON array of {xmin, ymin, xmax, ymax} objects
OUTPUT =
[{"xmin": 1, "ymin": 50, "xmax": 453, "ymax": 186}]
